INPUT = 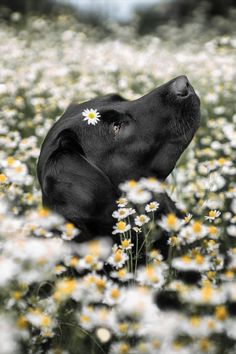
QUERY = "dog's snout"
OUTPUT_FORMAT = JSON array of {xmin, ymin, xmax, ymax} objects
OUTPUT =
[{"xmin": 172, "ymin": 75, "xmax": 190, "ymax": 97}]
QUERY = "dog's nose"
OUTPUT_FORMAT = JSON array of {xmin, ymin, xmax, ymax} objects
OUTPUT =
[{"xmin": 172, "ymin": 76, "xmax": 190, "ymax": 97}]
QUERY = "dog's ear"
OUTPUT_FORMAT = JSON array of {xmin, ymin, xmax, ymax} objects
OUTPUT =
[{"xmin": 39, "ymin": 128, "xmax": 117, "ymax": 237}]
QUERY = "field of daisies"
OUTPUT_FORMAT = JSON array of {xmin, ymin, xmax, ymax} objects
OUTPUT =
[{"xmin": 0, "ymin": 13, "xmax": 236, "ymax": 354}]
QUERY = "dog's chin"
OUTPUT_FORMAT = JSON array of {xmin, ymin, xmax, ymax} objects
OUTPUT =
[
  {"xmin": 149, "ymin": 167, "xmax": 172, "ymax": 181},
  {"xmin": 149, "ymin": 157, "xmax": 177, "ymax": 180}
]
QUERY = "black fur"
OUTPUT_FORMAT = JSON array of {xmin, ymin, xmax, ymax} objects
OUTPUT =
[{"xmin": 37, "ymin": 76, "xmax": 200, "ymax": 237}]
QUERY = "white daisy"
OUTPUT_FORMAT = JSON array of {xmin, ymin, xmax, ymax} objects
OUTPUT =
[
  {"xmin": 110, "ymin": 268, "xmax": 133, "ymax": 282},
  {"xmin": 116, "ymin": 197, "xmax": 128, "ymax": 208},
  {"xmin": 77, "ymin": 307, "xmax": 95, "ymax": 330},
  {"xmin": 178, "ymin": 220, "xmax": 208, "ymax": 244},
  {"xmin": 127, "ymin": 188, "xmax": 152, "ymax": 204},
  {"xmin": 136, "ymin": 265, "xmax": 165, "ymax": 288},
  {"xmin": 205, "ymin": 210, "xmax": 221, "ymax": 222},
  {"xmin": 103, "ymin": 284, "xmax": 124, "ymax": 306},
  {"xmin": 134, "ymin": 214, "xmax": 150, "ymax": 227},
  {"xmin": 107, "ymin": 246, "xmax": 129, "ymax": 269},
  {"xmin": 112, "ymin": 221, "xmax": 131, "ymax": 234},
  {"xmin": 120, "ymin": 238, "xmax": 134, "ymax": 250},
  {"xmin": 145, "ymin": 201, "xmax": 160, "ymax": 213},
  {"xmin": 119, "ymin": 179, "xmax": 140, "ymax": 192},
  {"xmin": 60, "ymin": 222, "xmax": 80, "ymax": 241},
  {"xmin": 76, "ymin": 254, "xmax": 103, "ymax": 271},
  {"xmin": 183, "ymin": 213, "xmax": 193, "ymax": 224},
  {"xmin": 82, "ymin": 108, "xmax": 101, "ymax": 125},
  {"xmin": 112, "ymin": 207, "xmax": 136, "ymax": 220},
  {"xmin": 158, "ymin": 213, "xmax": 182, "ymax": 232},
  {"xmin": 139, "ymin": 177, "xmax": 165, "ymax": 193},
  {"xmin": 172, "ymin": 254, "xmax": 211, "ymax": 272}
]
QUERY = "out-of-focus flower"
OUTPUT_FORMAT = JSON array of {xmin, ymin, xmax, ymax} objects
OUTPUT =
[
  {"xmin": 108, "ymin": 247, "xmax": 129, "ymax": 269},
  {"xmin": 159, "ymin": 213, "xmax": 182, "ymax": 232},
  {"xmin": 205, "ymin": 209, "xmax": 221, "ymax": 222},
  {"xmin": 134, "ymin": 214, "xmax": 150, "ymax": 227},
  {"xmin": 145, "ymin": 201, "xmax": 160, "ymax": 213}
]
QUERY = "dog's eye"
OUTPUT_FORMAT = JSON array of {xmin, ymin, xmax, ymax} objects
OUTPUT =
[{"xmin": 113, "ymin": 122, "xmax": 123, "ymax": 135}]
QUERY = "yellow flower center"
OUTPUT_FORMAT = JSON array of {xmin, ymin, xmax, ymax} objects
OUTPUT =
[
  {"xmin": 40, "ymin": 315, "xmax": 51, "ymax": 327},
  {"xmin": 149, "ymin": 203, "xmax": 156, "ymax": 209},
  {"xmin": 181, "ymin": 255, "xmax": 191, "ymax": 263},
  {"xmin": 80, "ymin": 315, "xmax": 90, "ymax": 323},
  {"xmin": 65, "ymin": 223, "xmax": 75, "ymax": 232},
  {"xmin": 111, "ymin": 288, "xmax": 120, "ymax": 299},
  {"xmin": 0, "ymin": 174, "xmax": 7, "ymax": 183},
  {"xmin": 184, "ymin": 215, "xmax": 191, "ymax": 223},
  {"xmin": 195, "ymin": 254, "xmax": 204, "ymax": 264},
  {"xmin": 14, "ymin": 166, "xmax": 23, "ymax": 174},
  {"xmin": 207, "ymin": 271, "xmax": 215, "ymax": 280},
  {"xmin": 88, "ymin": 112, "xmax": 95, "ymax": 119},
  {"xmin": 136, "ymin": 188, "xmax": 144, "ymax": 194},
  {"xmin": 208, "ymin": 210, "xmax": 217, "ymax": 218},
  {"xmin": 16, "ymin": 96, "xmax": 23, "ymax": 104},
  {"xmin": 117, "ymin": 269, "xmax": 126, "ymax": 278},
  {"xmin": 215, "ymin": 306, "xmax": 228, "ymax": 321},
  {"xmin": 17, "ymin": 316, "xmax": 28, "ymax": 329},
  {"xmin": 69, "ymin": 256, "xmax": 79, "ymax": 267},
  {"xmin": 166, "ymin": 214, "xmax": 177, "ymax": 227},
  {"xmin": 116, "ymin": 198, "xmax": 126, "ymax": 205},
  {"xmin": 224, "ymin": 270, "xmax": 234, "ymax": 279},
  {"xmin": 84, "ymin": 255, "xmax": 93, "ymax": 264},
  {"xmin": 218, "ymin": 157, "xmax": 226, "ymax": 165},
  {"xmin": 192, "ymin": 221, "xmax": 202, "ymax": 233},
  {"xmin": 11, "ymin": 291, "xmax": 22, "ymax": 300},
  {"xmin": 152, "ymin": 339, "xmax": 160, "ymax": 349},
  {"xmin": 207, "ymin": 320, "xmax": 215, "ymax": 330},
  {"xmin": 172, "ymin": 341, "xmax": 183, "ymax": 350},
  {"xmin": 121, "ymin": 239, "xmax": 130, "ymax": 248},
  {"xmin": 169, "ymin": 236, "xmax": 178, "ymax": 246},
  {"xmin": 87, "ymin": 240, "xmax": 100, "ymax": 256},
  {"xmin": 201, "ymin": 285, "xmax": 212, "ymax": 302},
  {"xmin": 38, "ymin": 207, "xmax": 50, "ymax": 218},
  {"xmin": 146, "ymin": 266, "xmax": 158, "ymax": 282},
  {"xmin": 116, "ymin": 221, "xmax": 126, "ymax": 231},
  {"xmin": 199, "ymin": 338, "xmax": 211, "ymax": 352},
  {"xmin": 26, "ymin": 194, "xmax": 33, "ymax": 202},
  {"xmin": 139, "ymin": 215, "xmax": 146, "ymax": 222},
  {"xmin": 6, "ymin": 156, "xmax": 15, "ymax": 166},
  {"xmin": 150, "ymin": 249, "xmax": 159, "ymax": 258},
  {"xmin": 114, "ymin": 250, "xmax": 123, "ymax": 262},
  {"xmin": 128, "ymin": 179, "xmax": 137, "ymax": 188},
  {"xmin": 54, "ymin": 278, "xmax": 76, "ymax": 301},
  {"xmin": 55, "ymin": 265, "xmax": 64, "ymax": 272},
  {"xmin": 119, "ymin": 323, "xmax": 128, "ymax": 333},
  {"xmin": 86, "ymin": 275, "xmax": 96, "ymax": 284},
  {"xmin": 147, "ymin": 177, "xmax": 157, "ymax": 182},
  {"xmin": 119, "ymin": 343, "xmax": 129, "ymax": 354},
  {"xmin": 190, "ymin": 316, "xmax": 200, "ymax": 327},
  {"xmin": 208, "ymin": 225, "xmax": 217, "ymax": 235},
  {"xmin": 95, "ymin": 278, "xmax": 106, "ymax": 291}
]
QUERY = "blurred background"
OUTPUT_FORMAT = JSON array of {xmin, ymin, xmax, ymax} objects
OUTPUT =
[{"xmin": 0, "ymin": 0, "xmax": 236, "ymax": 35}]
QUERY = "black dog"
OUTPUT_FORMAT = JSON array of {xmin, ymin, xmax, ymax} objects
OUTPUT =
[{"xmin": 37, "ymin": 76, "xmax": 200, "ymax": 238}]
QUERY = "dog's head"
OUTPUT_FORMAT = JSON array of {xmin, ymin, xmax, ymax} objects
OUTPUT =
[
  {"xmin": 37, "ymin": 75, "xmax": 200, "ymax": 235},
  {"xmin": 75, "ymin": 75, "xmax": 200, "ymax": 184}
]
